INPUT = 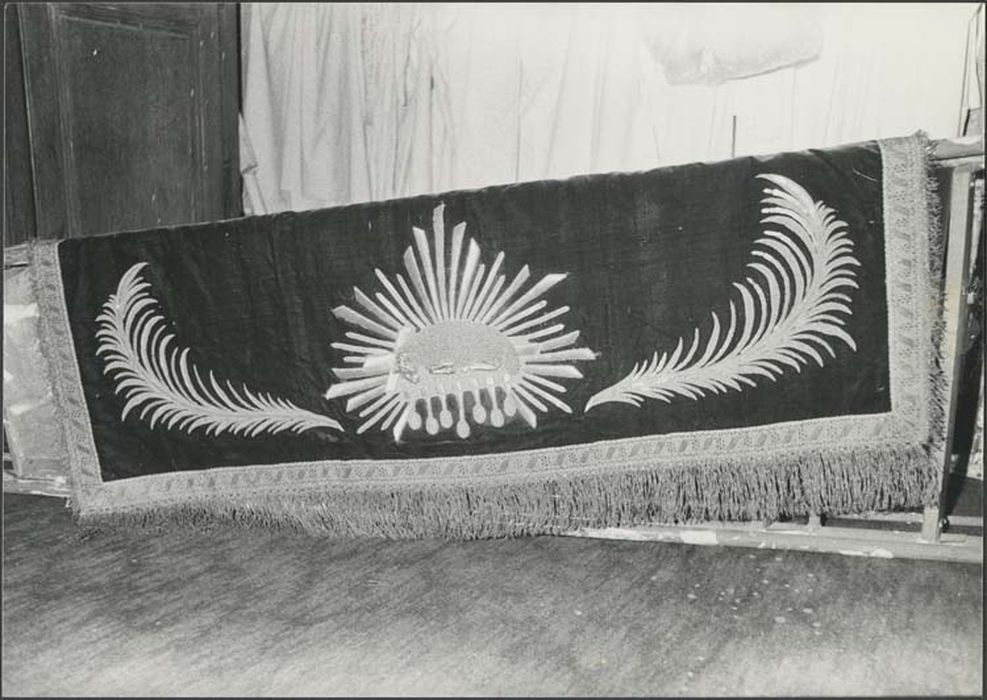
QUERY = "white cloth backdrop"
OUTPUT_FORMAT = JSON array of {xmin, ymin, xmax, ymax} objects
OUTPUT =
[{"xmin": 240, "ymin": 2, "xmax": 979, "ymax": 214}]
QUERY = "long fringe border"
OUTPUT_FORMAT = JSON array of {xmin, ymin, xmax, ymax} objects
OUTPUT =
[{"xmin": 75, "ymin": 443, "xmax": 940, "ymax": 539}]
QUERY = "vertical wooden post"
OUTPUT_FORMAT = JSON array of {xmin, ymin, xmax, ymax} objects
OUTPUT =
[
  {"xmin": 925, "ymin": 163, "xmax": 978, "ymax": 542},
  {"xmin": 922, "ymin": 505, "xmax": 943, "ymax": 542}
]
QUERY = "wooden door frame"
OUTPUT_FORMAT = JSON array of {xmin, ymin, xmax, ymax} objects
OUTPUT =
[
  {"xmin": 15, "ymin": 2, "xmax": 240, "ymax": 240},
  {"xmin": 3, "ymin": 4, "xmax": 38, "ymax": 247}
]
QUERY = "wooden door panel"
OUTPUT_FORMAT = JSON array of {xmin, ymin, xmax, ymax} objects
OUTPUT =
[
  {"xmin": 60, "ymin": 9, "xmax": 202, "ymax": 235},
  {"xmin": 4, "ymin": 5, "xmax": 37, "ymax": 246},
  {"xmin": 16, "ymin": 3, "xmax": 239, "ymax": 240}
]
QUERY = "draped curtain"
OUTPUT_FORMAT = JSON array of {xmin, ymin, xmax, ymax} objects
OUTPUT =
[{"xmin": 241, "ymin": 2, "xmax": 978, "ymax": 214}]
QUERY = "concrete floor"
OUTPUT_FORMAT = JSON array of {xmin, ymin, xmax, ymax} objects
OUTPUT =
[{"xmin": 2, "ymin": 493, "xmax": 983, "ymax": 697}]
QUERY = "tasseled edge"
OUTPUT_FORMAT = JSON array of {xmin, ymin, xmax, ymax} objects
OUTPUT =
[
  {"xmin": 921, "ymin": 133, "xmax": 950, "ymax": 449},
  {"xmin": 74, "ymin": 443, "xmax": 940, "ymax": 540},
  {"xmin": 25, "ymin": 240, "xmax": 90, "ymax": 511}
]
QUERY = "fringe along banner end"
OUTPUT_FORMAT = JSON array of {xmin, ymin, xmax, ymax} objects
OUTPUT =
[
  {"xmin": 32, "ymin": 133, "xmax": 946, "ymax": 539},
  {"xmin": 74, "ymin": 444, "xmax": 941, "ymax": 540}
]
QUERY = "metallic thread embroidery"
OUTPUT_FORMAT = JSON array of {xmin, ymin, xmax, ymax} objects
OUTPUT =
[
  {"xmin": 326, "ymin": 203, "xmax": 597, "ymax": 440},
  {"xmin": 95, "ymin": 263, "xmax": 343, "ymax": 436},
  {"xmin": 586, "ymin": 174, "xmax": 860, "ymax": 411}
]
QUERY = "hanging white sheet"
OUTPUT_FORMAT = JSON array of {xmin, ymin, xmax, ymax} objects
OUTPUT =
[{"xmin": 241, "ymin": 2, "xmax": 976, "ymax": 213}]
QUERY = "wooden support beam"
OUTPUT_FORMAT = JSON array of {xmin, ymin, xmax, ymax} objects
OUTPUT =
[
  {"xmin": 930, "ymin": 136, "xmax": 984, "ymax": 161},
  {"xmin": 837, "ymin": 511, "xmax": 923, "ymax": 524},
  {"xmin": 567, "ymin": 521, "xmax": 982, "ymax": 564},
  {"xmin": 3, "ymin": 243, "xmax": 30, "ymax": 268},
  {"xmin": 2, "ymin": 471, "xmax": 72, "ymax": 498},
  {"xmin": 945, "ymin": 515, "xmax": 984, "ymax": 529},
  {"xmin": 922, "ymin": 506, "xmax": 944, "ymax": 542}
]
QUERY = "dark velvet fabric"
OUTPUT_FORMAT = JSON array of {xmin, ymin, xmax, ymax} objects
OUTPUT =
[{"xmin": 57, "ymin": 142, "xmax": 889, "ymax": 482}]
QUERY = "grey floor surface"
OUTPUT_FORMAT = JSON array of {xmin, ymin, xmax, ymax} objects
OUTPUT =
[{"xmin": 2, "ymin": 493, "xmax": 983, "ymax": 697}]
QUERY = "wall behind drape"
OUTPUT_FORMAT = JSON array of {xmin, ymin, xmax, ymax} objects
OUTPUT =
[{"xmin": 241, "ymin": 2, "xmax": 978, "ymax": 214}]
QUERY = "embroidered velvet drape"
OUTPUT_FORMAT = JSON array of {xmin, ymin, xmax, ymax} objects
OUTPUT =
[{"xmin": 31, "ymin": 134, "xmax": 945, "ymax": 536}]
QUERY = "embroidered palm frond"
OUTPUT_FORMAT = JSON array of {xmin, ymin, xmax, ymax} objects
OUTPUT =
[
  {"xmin": 585, "ymin": 174, "xmax": 860, "ymax": 411},
  {"xmin": 95, "ymin": 262, "xmax": 342, "ymax": 436}
]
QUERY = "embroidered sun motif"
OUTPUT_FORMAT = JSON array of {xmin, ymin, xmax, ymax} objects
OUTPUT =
[{"xmin": 326, "ymin": 203, "xmax": 597, "ymax": 441}]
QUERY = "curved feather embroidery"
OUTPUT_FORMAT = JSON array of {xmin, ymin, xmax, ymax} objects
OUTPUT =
[
  {"xmin": 95, "ymin": 262, "xmax": 343, "ymax": 436},
  {"xmin": 585, "ymin": 174, "xmax": 860, "ymax": 411}
]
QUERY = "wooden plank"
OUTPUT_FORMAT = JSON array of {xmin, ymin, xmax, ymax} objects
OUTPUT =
[
  {"xmin": 836, "ymin": 511, "xmax": 924, "ymax": 523},
  {"xmin": 946, "ymin": 514, "xmax": 984, "ymax": 528},
  {"xmin": 922, "ymin": 504, "xmax": 944, "ymax": 542},
  {"xmin": 17, "ymin": 4, "xmax": 67, "ymax": 239},
  {"xmin": 216, "ymin": 3, "xmax": 242, "ymax": 219},
  {"xmin": 2, "ymin": 471, "xmax": 72, "ymax": 498},
  {"xmin": 567, "ymin": 523, "xmax": 982, "ymax": 564},
  {"xmin": 4, "ymin": 243, "xmax": 30, "ymax": 268},
  {"xmin": 4, "ymin": 5, "xmax": 38, "ymax": 246},
  {"xmin": 930, "ymin": 135, "xmax": 984, "ymax": 161}
]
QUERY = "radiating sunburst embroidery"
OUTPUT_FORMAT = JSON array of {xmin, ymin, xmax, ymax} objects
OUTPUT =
[{"xmin": 326, "ymin": 203, "xmax": 597, "ymax": 441}]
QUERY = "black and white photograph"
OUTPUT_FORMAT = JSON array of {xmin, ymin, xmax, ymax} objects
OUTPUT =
[{"xmin": 2, "ymin": 2, "xmax": 984, "ymax": 697}]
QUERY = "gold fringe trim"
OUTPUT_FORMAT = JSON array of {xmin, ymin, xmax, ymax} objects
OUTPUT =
[{"xmin": 76, "ymin": 445, "xmax": 940, "ymax": 540}]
